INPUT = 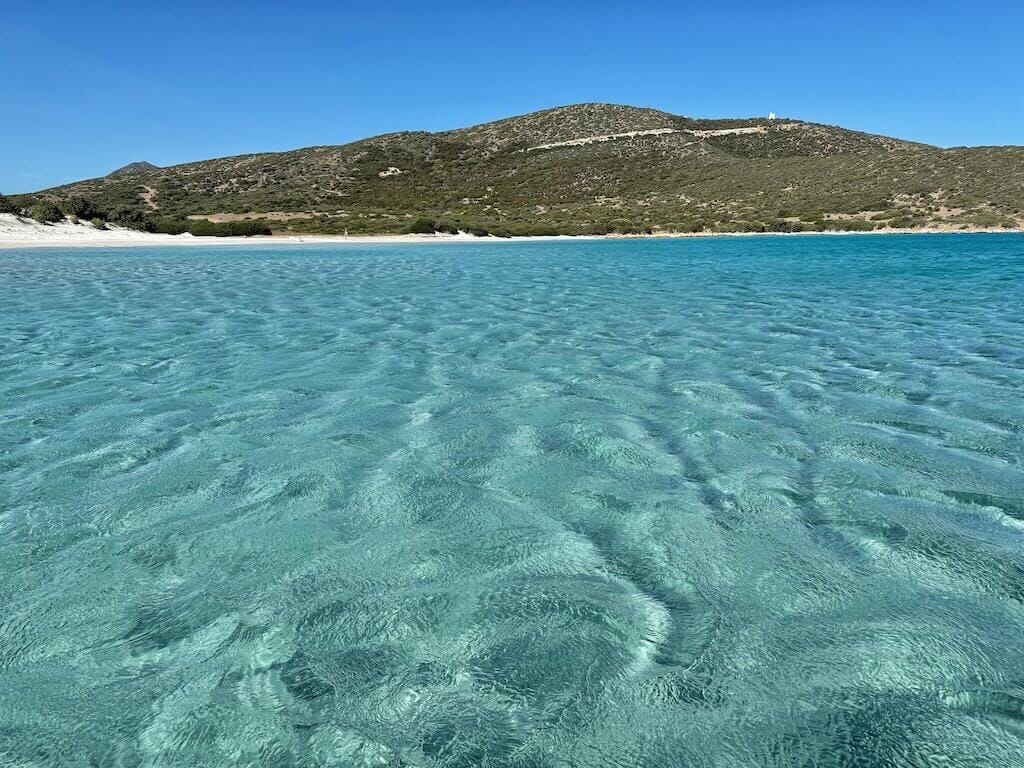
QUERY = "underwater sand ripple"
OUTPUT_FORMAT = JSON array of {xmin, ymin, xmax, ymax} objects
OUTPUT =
[{"xmin": 1, "ymin": 235, "xmax": 1023, "ymax": 766}]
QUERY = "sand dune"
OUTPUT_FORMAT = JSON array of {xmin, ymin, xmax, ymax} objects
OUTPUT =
[{"xmin": 0, "ymin": 214, "xmax": 487, "ymax": 248}]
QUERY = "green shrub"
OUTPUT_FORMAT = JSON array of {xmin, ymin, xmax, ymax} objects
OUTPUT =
[
  {"xmin": 107, "ymin": 206, "xmax": 149, "ymax": 229},
  {"xmin": 61, "ymin": 196, "xmax": 100, "ymax": 219},
  {"xmin": 185, "ymin": 219, "xmax": 271, "ymax": 237},
  {"xmin": 91, "ymin": 218, "xmax": 107, "ymax": 230},
  {"xmin": 150, "ymin": 218, "xmax": 189, "ymax": 235},
  {"xmin": 404, "ymin": 217, "xmax": 437, "ymax": 234},
  {"xmin": 0, "ymin": 194, "xmax": 18, "ymax": 214},
  {"xmin": 30, "ymin": 201, "xmax": 63, "ymax": 223}
]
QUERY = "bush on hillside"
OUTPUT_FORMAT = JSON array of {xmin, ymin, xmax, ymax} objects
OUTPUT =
[
  {"xmin": 149, "ymin": 218, "xmax": 189, "ymax": 235},
  {"xmin": 61, "ymin": 196, "xmax": 101, "ymax": 219},
  {"xmin": 823, "ymin": 218, "xmax": 873, "ymax": 232},
  {"xmin": 107, "ymin": 206, "xmax": 150, "ymax": 229},
  {"xmin": 0, "ymin": 194, "xmax": 18, "ymax": 214},
  {"xmin": 400, "ymin": 218, "xmax": 464, "ymax": 235},
  {"xmin": 30, "ymin": 201, "xmax": 63, "ymax": 223},
  {"xmin": 404, "ymin": 217, "xmax": 437, "ymax": 234},
  {"xmin": 185, "ymin": 220, "xmax": 271, "ymax": 237}
]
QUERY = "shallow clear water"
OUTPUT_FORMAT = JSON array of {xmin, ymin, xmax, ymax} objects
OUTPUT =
[{"xmin": 2, "ymin": 234, "xmax": 1023, "ymax": 767}]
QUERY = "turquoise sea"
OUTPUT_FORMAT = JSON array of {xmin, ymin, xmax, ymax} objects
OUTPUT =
[{"xmin": 2, "ymin": 234, "xmax": 1023, "ymax": 767}]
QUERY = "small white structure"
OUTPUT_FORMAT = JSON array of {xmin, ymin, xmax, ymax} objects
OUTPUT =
[{"xmin": 768, "ymin": 112, "xmax": 777, "ymax": 121}]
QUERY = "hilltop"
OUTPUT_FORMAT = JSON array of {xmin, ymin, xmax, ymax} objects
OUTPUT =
[
  {"xmin": 11, "ymin": 104, "xmax": 1024, "ymax": 235},
  {"xmin": 106, "ymin": 161, "xmax": 161, "ymax": 178}
]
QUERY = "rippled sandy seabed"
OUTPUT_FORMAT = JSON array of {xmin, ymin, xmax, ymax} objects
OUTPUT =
[{"xmin": 2, "ymin": 235, "xmax": 1023, "ymax": 767}]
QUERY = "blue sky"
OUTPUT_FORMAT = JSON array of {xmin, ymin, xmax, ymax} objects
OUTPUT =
[{"xmin": 2, "ymin": 0, "xmax": 1022, "ymax": 192}]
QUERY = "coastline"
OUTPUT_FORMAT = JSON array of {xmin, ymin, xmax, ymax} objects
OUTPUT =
[{"xmin": 0, "ymin": 215, "xmax": 1020, "ymax": 250}]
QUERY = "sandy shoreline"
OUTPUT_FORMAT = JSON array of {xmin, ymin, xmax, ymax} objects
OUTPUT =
[{"xmin": 0, "ymin": 214, "xmax": 1020, "ymax": 249}]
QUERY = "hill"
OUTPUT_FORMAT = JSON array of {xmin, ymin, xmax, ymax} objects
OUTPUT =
[
  {"xmin": 106, "ymin": 161, "xmax": 161, "ymax": 178},
  {"xmin": 13, "ymin": 104, "xmax": 1024, "ymax": 235}
]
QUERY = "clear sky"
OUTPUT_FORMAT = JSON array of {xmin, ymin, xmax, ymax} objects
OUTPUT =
[{"xmin": 2, "ymin": 0, "xmax": 1022, "ymax": 192}]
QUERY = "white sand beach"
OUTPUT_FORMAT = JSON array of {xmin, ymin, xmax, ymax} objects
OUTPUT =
[
  {"xmin": 0, "ymin": 214, "xmax": 499, "ymax": 249},
  {"xmin": 0, "ymin": 214, "xmax": 1019, "ymax": 250}
]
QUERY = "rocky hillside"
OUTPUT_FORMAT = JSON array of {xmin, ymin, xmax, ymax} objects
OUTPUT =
[{"xmin": 18, "ymin": 104, "xmax": 1024, "ymax": 235}]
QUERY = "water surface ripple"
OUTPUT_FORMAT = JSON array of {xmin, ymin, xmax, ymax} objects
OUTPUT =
[{"xmin": 1, "ymin": 235, "xmax": 1023, "ymax": 766}]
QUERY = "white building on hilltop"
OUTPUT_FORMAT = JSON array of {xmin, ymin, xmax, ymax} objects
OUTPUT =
[{"xmin": 768, "ymin": 112, "xmax": 777, "ymax": 121}]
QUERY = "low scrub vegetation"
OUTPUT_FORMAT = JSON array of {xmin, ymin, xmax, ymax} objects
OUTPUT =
[
  {"xmin": 182, "ymin": 220, "xmax": 272, "ymax": 237},
  {"xmin": 404, "ymin": 217, "xmax": 439, "ymax": 234},
  {"xmin": 60, "ymin": 196, "xmax": 100, "ymax": 219},
  {"xmin": 21, "ymin": 104, "xmax": 1024, "ymax": 237},
  {"xmin": 0, "ymin": 194, "xmax": 19, "ymax": 215},
  {"xmin": 14, "ymin": 193, "xmax": 273, "ymax": 236},
  {"xmin": 30, "ymin": 201, "xmax": 63, "ymax": 223}
]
